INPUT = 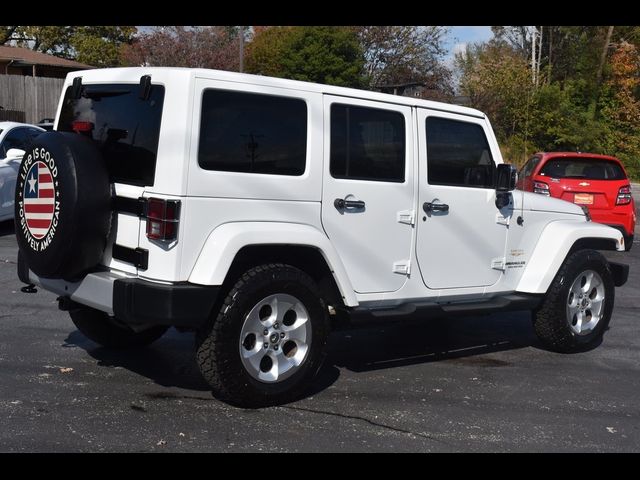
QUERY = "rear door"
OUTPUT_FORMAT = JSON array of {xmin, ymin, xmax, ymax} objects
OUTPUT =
[
  {"xmin": 321, "ymin": 95, "xmax": 415, "ymax": 294},
  {"xmin": 56, "ymin": 82, "xmax": 166, "ymax": 274}
]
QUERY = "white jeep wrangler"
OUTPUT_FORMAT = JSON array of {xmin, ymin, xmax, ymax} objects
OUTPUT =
[{"xmin": 15, "ymin": 68, "xmax": 629, "ymax": 407}]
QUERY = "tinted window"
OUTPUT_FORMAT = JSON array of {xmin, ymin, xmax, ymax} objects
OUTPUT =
[
  {"xmin": 330, "ymin": 104, "xmax": 405, "ymax": 182},
  {"xmin": 426, "ymin": 117, "xmax": 495, "ymax": 188},
  {"xmin": 539, "ymin": 158, "xmax": 626, "ymax": 180},
  {"xmin": 0, "ymin": 127, "xmax": 42, "ymax": 157},
  {"xmin": 520, "ymin": 155, "xmax": 541, "ymax": 177},
  {"xmin": 58, "ymin": 83, "xmax": 165, "ymax": 186},
  {"xmin": 198, "ymin": 90, "xmax": 307, "ymax": 176}
]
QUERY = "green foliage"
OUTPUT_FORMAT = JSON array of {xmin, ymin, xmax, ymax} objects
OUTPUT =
[
  {"xmin": 71, "ymin": 26, "xmax": 136, "ymax": 67},
  {"xmin": 246, "ymin": 26, "xmax": 365, "ymax": 88},
  {"xmin": 1, "ymin": 25, "xmax": 136, "ymax": 67},
  {"xmin": 458, "ymin": 28, "xmax": 640, "ymax": 180}
]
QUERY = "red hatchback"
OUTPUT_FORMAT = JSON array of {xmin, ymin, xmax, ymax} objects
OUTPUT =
[{"xmin": 518, "ymin": 152, "xmax": 636, "ymax": 251}]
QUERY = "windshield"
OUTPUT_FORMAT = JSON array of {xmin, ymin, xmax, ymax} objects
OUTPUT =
[
  {"xmin": 539, "ymin": 157, "xmax": 626, "ymax": 180},
  {"xmin": 57, "ymin": 83, "xmax": 165, "ymax": 186}
]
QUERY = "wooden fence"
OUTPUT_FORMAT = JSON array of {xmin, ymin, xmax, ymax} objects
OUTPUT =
[{"xmin": 0, "ymin": 75, "xmax": 65, "ymax": 124}]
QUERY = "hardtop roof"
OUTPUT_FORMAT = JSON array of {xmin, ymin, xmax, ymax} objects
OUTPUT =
[{"xmin": 66, "ymin": 67, "xmax": 486, "ymax": 119}]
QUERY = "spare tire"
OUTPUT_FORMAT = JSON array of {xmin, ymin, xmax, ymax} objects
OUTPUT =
[{"xmin": 14, "ymin": 132, "xmax": 111, "ymax": 280}]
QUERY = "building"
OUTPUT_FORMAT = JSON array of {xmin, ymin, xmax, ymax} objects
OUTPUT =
[
  {"xmin": 0, "ymin": 45, "xmax": 92, "ymax": 78},
  {"xmin": 0, "ymin": 46, "xmax": 92, "ymax": 124}
]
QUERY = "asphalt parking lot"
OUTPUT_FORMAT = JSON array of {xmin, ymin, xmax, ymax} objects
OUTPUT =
[{"xmin": 1, "ymin": 193, "xmax": 639, "ymax": 452}]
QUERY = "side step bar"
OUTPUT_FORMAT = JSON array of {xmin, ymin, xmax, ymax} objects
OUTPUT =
[{"xmin": 348, "ymin": 293, "xmax": 543, "ymax": 322}]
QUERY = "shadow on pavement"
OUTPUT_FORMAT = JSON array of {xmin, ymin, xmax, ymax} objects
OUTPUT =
[
  {"xmin": 64, "ymin": 328, "xmax": 211, "ymax": 392},
  {"xmin": 0, "ymin": 219, "xmax": 15, "ymax": 237},
  {"xmin": 65, "ymin": 309, "xmax": 540, "ymax": 401},
  {"xmin": 326, "ymin": 310, "xmax": 539, "ymax": 373}
]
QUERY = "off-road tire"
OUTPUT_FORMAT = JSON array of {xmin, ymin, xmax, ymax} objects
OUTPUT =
[
  {"xmin": 533, "ymin": 249, "xmax": 614, "ymax": 353},
  {"xmin": 70, "ymin": 306, "xmax": 168, "ymax": 349},
  {"xmin": 196, "ymin": 263, "xmax": 330, "ymax": 408}
]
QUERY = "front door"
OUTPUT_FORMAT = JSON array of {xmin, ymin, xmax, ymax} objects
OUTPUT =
[
  {"xmin": 416, "ymin": 110, "xmax": 509, "ymax": 289},
  {"xmin": 321, "ymin": 95, "xmax": 414, "ymax": 294}
]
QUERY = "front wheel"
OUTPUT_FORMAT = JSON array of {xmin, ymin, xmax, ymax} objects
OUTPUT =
[
  {"xmin": 533, "ymin": 249, "xmax": 614, "ymax": 352},
  {"xmin": 196, "ymin": 264, "xmax": 330, "ymax": 408}
]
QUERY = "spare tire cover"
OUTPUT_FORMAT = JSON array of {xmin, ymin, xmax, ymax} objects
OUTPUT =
[{"xmin": 14, "ymin": 132, "xmax": 112, "ymax": 280}]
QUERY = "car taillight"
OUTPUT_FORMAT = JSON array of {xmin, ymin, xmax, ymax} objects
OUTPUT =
[
  {"xmin": 616, "ymin": 185, "xmax": 632, "ymax": 205},
  {"xmin": 533, "ymin": 181, "xmax": 550, "ymax": 196},
  {"xmin": 146, "ymin": 197, "xmax": 181, "ymax": 241}
]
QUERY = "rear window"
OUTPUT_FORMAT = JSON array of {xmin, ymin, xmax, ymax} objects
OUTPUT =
[
  {"xmin": 539, "ymin": 158, "xmax": 626, "ymax": 180},
  {"xmin": 58, "ymin": 83, "xmax": 165, "ymax": 186}
]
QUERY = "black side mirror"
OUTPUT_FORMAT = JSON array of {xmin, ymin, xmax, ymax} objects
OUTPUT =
[{"xmin": 495, "ymin": 163, "xmax": 518, "ymax": 192}]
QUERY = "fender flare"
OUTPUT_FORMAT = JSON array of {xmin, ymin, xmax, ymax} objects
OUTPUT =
[
  {"xmin": 516, "ymin": 220, "xmax": 624, "ymax": 294},
  {"xmin": 188, "ymin": 222, "xmax": 358, "ymax": 306}
]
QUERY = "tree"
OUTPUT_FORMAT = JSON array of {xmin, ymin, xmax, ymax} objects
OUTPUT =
[
  {"xmin": 456, "ymin": 42, "xmax": 533, "ymax": 141},
  {"xmin": 243, "ymin": 27, "xmax": 292, "ymax": 76},
  {"xmin": 122, "ymin": 26, "xmax": 240, "ymax": 70},
  {"xmin": 72, "ymin": 26, "xmax": 137, "ymax": 67},
  {"xmin": 457, "ymin": 27, "xmax": 640, "ymax": 177},
  {"xmin": 599, "ymin": 42, "xmax": 640, "ymax": 179},
  {"xmin": 0, "ymin": 26, "xmax": 19, "ymax": 45},
  {"xmin": 245, "ymin": 26, "xmax": 365, "ymax": 88},
  {"xmin": 0, "ymin": 26, "xmax": 136, "ymax": 67},
  {"xmin": 356, "ymin": 26, "xmax": 452, "ymax": 98}
]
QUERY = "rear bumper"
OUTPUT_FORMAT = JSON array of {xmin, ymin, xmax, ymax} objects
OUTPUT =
[
  {"xmin": 605, "ymin": 223, "xmax": 634, "ymax": 240},
  {"xmin": 112, "ymin": 278, "xmax": 219, "ymax": 328},
  {"xmin": 20, "ymin": 254, "xmax": 219, "ymax": 329}
]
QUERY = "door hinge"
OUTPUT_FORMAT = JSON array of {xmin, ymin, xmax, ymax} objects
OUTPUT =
[
  {"xmin": 393, "ymin": 260, "xmax": 411, "ymax": 275},
  {"xmin": 495, "ymin": 213, "xmax": 510, "ymax": 226},
  {"xmin": 397, "ymin": 209, "xmax": 415, "ymax": 226},
  {"xmin": 491, "ymin": 257, "xmax": 506, "ymax": 271}
]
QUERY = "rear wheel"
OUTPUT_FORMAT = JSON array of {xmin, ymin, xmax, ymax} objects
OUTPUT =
[
  {"xmin": 70, "ymin": 306, "xmax": 168, "ymax": 349},
  {"xmin": 196, "ymin": 264, "xmax": 330, "ymax": 408},
  {"xmin": 533, "ymin": 249, "xmax": 614, "ymax": 352}
]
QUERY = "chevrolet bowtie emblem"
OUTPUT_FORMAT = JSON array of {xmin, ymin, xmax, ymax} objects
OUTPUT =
[{"xmin": 578, "ymin": 182, "xmax": 590, "ymax": 186}]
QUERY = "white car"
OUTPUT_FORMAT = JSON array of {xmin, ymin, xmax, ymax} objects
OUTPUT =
[
  {"xmin": 15, "ymin": 68, "xmax": 629, "ymax": 407},
  {"xmin": 0, "ymin": 122, "xmax": 45, "ymax": 221}
]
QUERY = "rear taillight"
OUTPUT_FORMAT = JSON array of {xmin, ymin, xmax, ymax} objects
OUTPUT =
[
  {"xmin": 616, "ymin": 185, "xmax": 632, "ymax": 205},
  {"xmin": 146, "ymin": 197, "xmax": 181, "ymax": 241},
  {"xmin": 533, "ymin": 181, "xmax": 550, "ymax": 196}
]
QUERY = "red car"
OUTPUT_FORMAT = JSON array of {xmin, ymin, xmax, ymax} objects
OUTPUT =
[{"xmin": 518, "ymin": 152, "xmax": 636, "ymax": 251}]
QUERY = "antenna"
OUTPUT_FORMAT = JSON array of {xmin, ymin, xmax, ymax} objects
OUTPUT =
[{"xmin": 520, "ymin": 85, "xmax": 531, "ymax": 225}]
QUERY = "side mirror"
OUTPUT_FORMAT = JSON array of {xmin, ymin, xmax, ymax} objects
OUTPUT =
[
  {"xmin": 5, "ymin": 148, "xmax": 26, "ymax": 159},
  {"xmin": 495, "ymin": 163, "xmax": 517, "ymax": 192}
]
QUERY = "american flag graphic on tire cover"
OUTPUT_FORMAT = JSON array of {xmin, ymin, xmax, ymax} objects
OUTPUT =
[{"xmin": 23, "ymin": 161, "xmax": 56, "ymax": 240}]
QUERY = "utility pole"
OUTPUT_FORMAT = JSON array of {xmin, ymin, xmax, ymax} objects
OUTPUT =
[{"xmin": 239, "ymin": 26, "xmax": 244, "ymax": 73}]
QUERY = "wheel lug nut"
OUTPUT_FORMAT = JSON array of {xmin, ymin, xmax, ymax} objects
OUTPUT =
[
  {"xmin": 274, "ymin": 322, "xmax": 280, "ymax": 330},
  {"xmin": 280, "ymin": 332, "xmax": 285, "ymax": 339},
  {"xmin": 263, "ymin": 342, "xmax": 269, "ymax": 349},
  {"xmin": 274, "ymin": 345, "xmax": 279, "ymax": 351},
  {"xmin": 263, "ymin": 329, "xmax": 269, "ymax": 336}
]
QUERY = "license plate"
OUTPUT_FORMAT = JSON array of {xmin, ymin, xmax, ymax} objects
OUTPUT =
[{"xmin": 574, "ymin": 193, "xmax": 594, "ymax": 205}]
